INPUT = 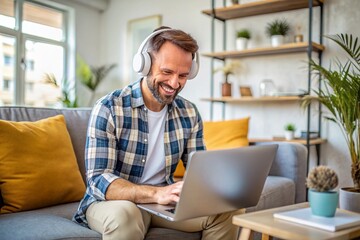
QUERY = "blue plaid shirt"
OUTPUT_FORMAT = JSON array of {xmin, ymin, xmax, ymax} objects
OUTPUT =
[{"xmin": 73, "ymin": 79, "xmax": 205, "ymax": 227}]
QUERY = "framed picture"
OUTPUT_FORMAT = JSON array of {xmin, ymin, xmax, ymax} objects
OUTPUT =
[
  {"xmin": 127, "ymin": 15, "xmax": 162, "ymax": 82},
  {"xmin": 239, "ymin": 86, "xmax": 252, "ymax": 97}
]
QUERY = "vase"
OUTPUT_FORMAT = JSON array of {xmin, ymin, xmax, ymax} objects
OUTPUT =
[
  {"xmin": 259, "ymin": 79, "xmax": 276, "ymax": 96},
  {"xmin": 271, "ymin": 35, "xmax": 285, "ymax": 47},
  {"xmin": 308, "ymin": 189, "xmax": 338, "ymax": 217},
  {"xmin": 339, "ymin": 187, "xmax": 360, "ymax": 213},
  {"xmin": 222, "ymin": 83, "xmax": 232, "ymax": 97},
  {"xmin": 236, "ymin": 37, "xmax": 248, "ymax": 50}
]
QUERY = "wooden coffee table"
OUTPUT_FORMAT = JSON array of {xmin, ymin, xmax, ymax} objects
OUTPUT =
[{"xmin": 233, "ymin": 203, "xmax": 360, "ymax": 240}]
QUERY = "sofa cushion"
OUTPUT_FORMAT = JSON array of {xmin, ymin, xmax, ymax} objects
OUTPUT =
[
  {"xmin": 174, "ymin": 117, "xmax": 250, "ymax": 177},
  {"xmin": 246, "ymin": 176, "xmax": 295, "ymax": 213},
  {"xmin": 0, "ymin": 213, "xmax": 101, "ymax": 240},
  {"xmin": 203, "ymin": 117, "xmax": 249, "ymax": 150},
  {"xmin": 0, "ymin": 115, "xmax": 85, "ymax": 214}
]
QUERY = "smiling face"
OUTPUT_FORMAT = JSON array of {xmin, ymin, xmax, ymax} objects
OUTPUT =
[{"xmin": 142, "ymin": 41, "xmax": 193, "ymax": 111}]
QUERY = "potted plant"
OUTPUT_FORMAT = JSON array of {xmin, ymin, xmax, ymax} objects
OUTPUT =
[
  {"xmin": 284, "ymin": 123, "xmax": 296, "ymax": 140},
  {"xmin": 306, "ymin": 166, "xmax": 339, "ymax": 217},
  {"xmin": 214, "ymin": 61, "xmax": 241, "ymax": 97},
  {"xmin": 236, "ymin": 29, "xmax": 251, "ymax": 50},
  {"xmin": 77, "ymin": 56, "xmax": 117, "ymax": 106},
  {"xmin": 43, "ymin": 73, "xmax": 78, "ymax": 108},
  {"xmin": 302, "ymin": 34, "xmax": 360, "ymax": 213},
  {"xmin": 265, "ymin": 18, "xmax": 290, "ymax": 47}
]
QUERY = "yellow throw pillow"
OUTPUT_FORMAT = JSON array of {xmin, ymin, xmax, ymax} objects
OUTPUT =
[
  {"xmin": 0, "ymin": 115, "xmax": 85, "ymax": 214},
  {"xmin": 173, "ymin": 117, "xmax": 250, "ymax": 178},
  {"xmin": 203, "ymin": 117, "xmax": 250, "ymax": 150},
  {"xmin": 173, "ymin": 159, "xmax": 186, "ymax": 178}
]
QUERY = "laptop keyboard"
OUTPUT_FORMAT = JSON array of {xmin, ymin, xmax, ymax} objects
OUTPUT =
[{"xmin": 165, "ymin": 208, "xmax": 175, "ymax": 214}]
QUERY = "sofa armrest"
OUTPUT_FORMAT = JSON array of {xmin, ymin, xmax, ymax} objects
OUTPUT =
[{"xmin": 254, "ymin": 142, "xmax": 308, "ymax": 203}]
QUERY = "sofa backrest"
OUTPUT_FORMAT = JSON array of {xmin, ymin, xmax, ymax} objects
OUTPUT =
[{"xmin": 0, "ymin": 106, "xmax": 92, "ymax": 183}]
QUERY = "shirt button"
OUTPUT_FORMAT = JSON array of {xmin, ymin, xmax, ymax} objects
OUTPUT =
[
  {"xmin": 142, "ymin": 159, "xmax": 145, "ymax": 163},
  {"xmin": 144, "ymin": 139, "xmax": 147, "ymax": 142}
]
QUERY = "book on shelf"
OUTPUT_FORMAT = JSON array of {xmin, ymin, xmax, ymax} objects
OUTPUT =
[{"xmin": 273, "ymin": 207, "xmax": 360, "ymax": 232}]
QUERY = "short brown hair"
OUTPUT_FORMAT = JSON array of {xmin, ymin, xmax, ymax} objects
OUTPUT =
[{"xmin": 148, "ymin": 26, "xmax": 198, "ymax": 58}]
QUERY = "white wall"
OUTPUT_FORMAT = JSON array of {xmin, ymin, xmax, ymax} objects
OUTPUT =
[{"xmin": 60, "ymin": 0, "xmax": 360, "ymax": 188}]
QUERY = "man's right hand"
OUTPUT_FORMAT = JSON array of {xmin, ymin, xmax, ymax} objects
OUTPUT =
[
  {"xmin": 155, "ymin": 181, "xmax": 184, "ymax": 205},
  {"xmin": 105, "ymin": 178, "xmax": 184, "ymax": 205}
]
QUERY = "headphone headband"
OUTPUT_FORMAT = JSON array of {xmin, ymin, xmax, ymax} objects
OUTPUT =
[{"xmin": 132, "ymin": 28, "xmax": 199, "ymax": 80}]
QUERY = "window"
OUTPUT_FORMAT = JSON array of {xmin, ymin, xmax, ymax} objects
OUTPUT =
[
  {"xmin": 4, "ymin": 55, "xmax": 13, "ymax": 65},
  {"xmin": 3, "ymin": 78, "xmax": 11, "ymax": 91},
  {"xmin": 0, "ymin": 0, "xmax": 74, "ymax": 107}
]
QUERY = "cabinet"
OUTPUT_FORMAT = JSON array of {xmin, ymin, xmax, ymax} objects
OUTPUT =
[{"xmin": 201, "ymin": 0, "xmax": 325, "ymax": 170}]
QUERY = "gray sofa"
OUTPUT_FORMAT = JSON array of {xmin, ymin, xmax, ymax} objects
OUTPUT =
[{"xmin": 0, "ymin": 106, "xmax": 307, "ymax": 240}]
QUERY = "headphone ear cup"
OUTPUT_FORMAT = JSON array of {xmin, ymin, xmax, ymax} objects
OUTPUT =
[
  {"xmin": 188, "ymin": 56, "xmax": 199, "ymax": 80},
  {"xmin": 133, "ymin": 52, "xmax": 144, "ymax": 74},
  {"xmin": 132, "ymin": 52, "xmax": 152, "ymax": 76},
  {"xmin": 141, "ymin": 52, "xmax": 152, "ymax": 76}
]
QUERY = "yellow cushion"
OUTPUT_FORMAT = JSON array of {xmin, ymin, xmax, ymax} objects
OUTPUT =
[
  {"xmin": 0, "ymin": 115, "xmax": 85, "ymax": 214},
  {"xmin": 203, "ymin": 117, "xmax": 250, "ymax": 150},
  {"xmin": 173, "ymin": 159, "xmax": 186, "ymax": 178},
  {"xmin": 173, "ymin": 117, "xmax": 250, "ymax": 178}
]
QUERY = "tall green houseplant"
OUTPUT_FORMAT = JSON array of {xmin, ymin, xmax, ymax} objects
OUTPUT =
[
  {"xmin": 77, "ymin": 56, "xmax": 117, "ymax": 106},
  {"xmin": 302, "ymin": 34, "xmax": 360, "ymax": 189}
]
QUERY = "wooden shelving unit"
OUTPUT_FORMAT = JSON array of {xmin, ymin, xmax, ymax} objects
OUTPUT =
[
  {"xmin": 202, "ymin": 0, "xmax": 325, "ymax": 172},
  {"xmin": 202, "ymin": 0, "xmax": 323, "ymax": 20},
  {"xmin": 202, "ymin": 42, "xmax": 325, "ymax": 60},
  {"xmin": 201, "ymin": 96, "xmax": 303, "ymax": 103},
  {"xmin": 249, "ymin": 137, "xmax": 326, "ymax": 145}
]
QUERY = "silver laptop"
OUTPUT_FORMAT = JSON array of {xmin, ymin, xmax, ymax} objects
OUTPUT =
[{"xmin": 137, "ymin": 144, "xmax": 278, "ymax": 221}]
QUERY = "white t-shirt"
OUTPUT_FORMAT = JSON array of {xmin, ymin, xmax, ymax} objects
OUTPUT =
[{"xmin": 139, "ymin": 105, "xmax": 167, "ymax": 185}]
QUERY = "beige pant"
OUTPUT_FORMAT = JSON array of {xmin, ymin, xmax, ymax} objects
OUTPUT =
[{"xmin": 86, "ymin": 200, "xmax": 245, "ymax": 240}]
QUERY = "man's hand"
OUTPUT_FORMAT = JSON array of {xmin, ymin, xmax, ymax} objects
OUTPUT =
[
  {"xmin": 155, "ymin": 181, "xmax": 184, "ymax": 205},
  {"xmin": 105, "ymin": 178, "xmax": 184, "ymax": 205}
]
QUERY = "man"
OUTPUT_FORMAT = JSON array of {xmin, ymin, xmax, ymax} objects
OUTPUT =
[{"xmin": 73, "ymin": 26, "xmax": 243, "ymax": 239}]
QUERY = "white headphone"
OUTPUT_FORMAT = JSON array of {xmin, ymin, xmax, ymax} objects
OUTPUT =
[{"xmin": 132, "ymin": 28, "xmax": 199, "ymax": 80}]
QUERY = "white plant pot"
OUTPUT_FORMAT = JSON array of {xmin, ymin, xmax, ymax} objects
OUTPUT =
[
  {"xmin": 284, "ymin": 130, "xmax": 294, "ymax": 140},
  {"xmin": 339, "ymin": 187, "xmax": 360, "ymax": 213},
  {"xmin": 236, "ymin": 37, "xmax": 248, "ymax": 50},
  {"xmin": 271, "ymin": 35, "xmax": 285, "ymax": 47}
]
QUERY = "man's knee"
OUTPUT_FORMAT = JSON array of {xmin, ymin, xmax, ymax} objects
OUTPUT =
[{"xmin": 87, "ymin": 200, "xmax": 150, "ymax": 240}]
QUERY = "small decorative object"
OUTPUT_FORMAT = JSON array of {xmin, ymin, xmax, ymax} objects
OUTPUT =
[
  {"xmin": 231, "ymin": 0, "xmax": 239, "ymax": 5},
  {"xmin": 306, "ymin": 166, "xmax": 339, "ymax": 217},
  {"xmin": 294, "ymin": 34, "xmax": 303, "ymax": 43},
  {"xmin": 214, "ymin": 61, "xmax": 241, "ymax": 97},
  {"xmin": 301, "ymin": 34, "xmax": 360, "ymax": 213},
  {"xmin": 300, "ymin": 131, "xmax": 319, "ymax": 139},
  {"xmin": 294, "ymin": 25, "xmax": 303, "ymax": 43},
  {"xmin": 259, "ymin": 79, "xmax": 276, "ymax": 96},
  {"xmin": 236, "ymin": 29, "xmax": 251, "ymax": 50},
  {"xmin": 239, "ymin": 86, "xmax": 252, "ymax": 97},
  {"xmin": 284, "ymin": 123, "xmax": 296, "ymax": 140},
  {"xmin": 265, "ymin": 18, "xmax": 290, "ymax": 47}
]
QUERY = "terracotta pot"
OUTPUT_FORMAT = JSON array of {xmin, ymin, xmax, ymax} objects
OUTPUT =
[{"xmin": 222, "ymin": 83, "xmax": 232, "ymax": 97}]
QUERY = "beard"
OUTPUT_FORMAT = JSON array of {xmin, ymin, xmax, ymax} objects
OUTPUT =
[{"xmin": 146, "ymin": 75, "xmax": 181, "ymax": 105}]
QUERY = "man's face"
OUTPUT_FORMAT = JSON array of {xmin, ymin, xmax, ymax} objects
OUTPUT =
[{"xmin": 146, "ymin": 41, "xmax": 193, "ymax": 105}]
